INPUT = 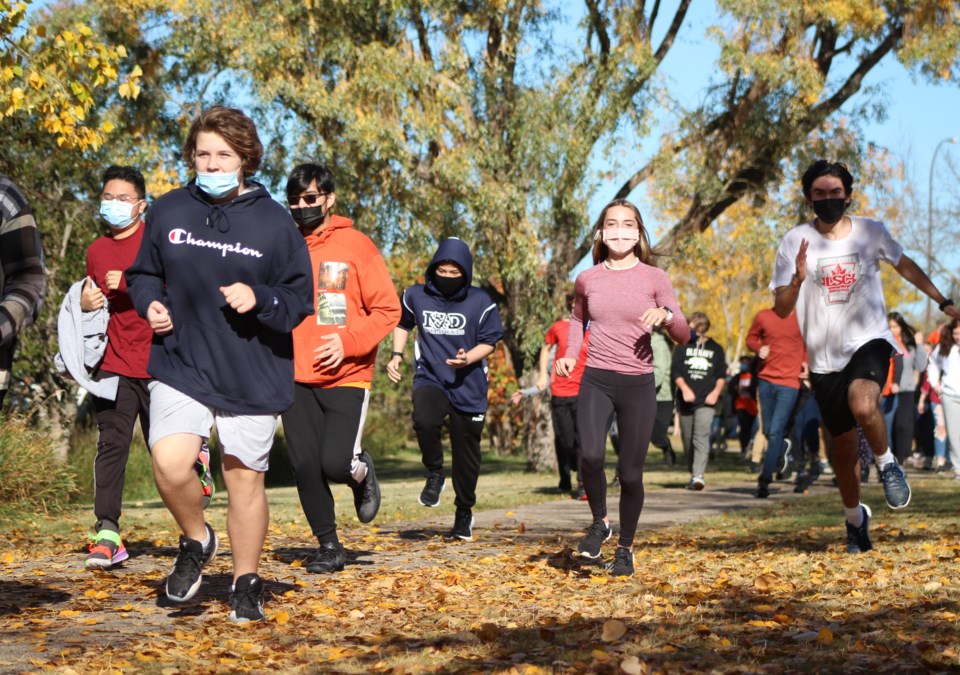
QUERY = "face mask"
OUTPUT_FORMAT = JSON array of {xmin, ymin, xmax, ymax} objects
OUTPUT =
[
  {"xmin": 812, "ymin": 198, "xmax": 847, "ymax": 225},
  {"xmin": 434, "ymin": 274, "xmax": 466, "ymax": 298},
  {"xmin": 290, "ymin": 205, "xmax": 326, "ymax": 231},
  {"xmin": 99, "ymin": 199, "xmax": 140, "ymax": 229},
  {"xmin": 196, "ymin": 170, "xmax": 240, "ymax": 198},
  {"xmin": 602, "ymin": 227, "xmax": 639, "ymax": 255}
]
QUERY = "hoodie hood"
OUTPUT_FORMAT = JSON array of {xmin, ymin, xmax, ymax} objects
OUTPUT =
[
  {"xmin": 425, "ymin": 237, "xmax": 474, "ymax": 301},
  {"xmin": 186, "ymin": 179, "xmax": 271, "ymax": 234}
]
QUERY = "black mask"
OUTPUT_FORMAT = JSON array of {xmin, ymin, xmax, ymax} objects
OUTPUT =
[
  {"xmin": 812, "ymin": 198, "xmax": 847, "ymax": 225},
  {"xmin": 434, "ymin": 275, "xmax": 466, "ymax": 298},
  {"xmin": 291, "ymin": 205, "xmax": 325, "ymax": 230}
]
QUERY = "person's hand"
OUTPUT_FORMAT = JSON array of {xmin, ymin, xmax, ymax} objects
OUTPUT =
[
  {"xmin": 555, "ymin": 357, "xmax": 576, "ymax": 378},
  {"xmin": 799, "ymin": 361, "xmax": 809, "ymax": 379},
  {"xmin": 891, "ymin": 383, "xmax": 900, "ymax": 394},
  {"xmin": 792, "ymin": 239, "xmax": 809, "ymax": 285},
  {"xmin": 220, "ymin": 283, "xmax": 256, "ymax": 314},
  {"xmin": 639, "ymin": 307, "xmax": 670, "ymax": 329},
  {"xmin": 945, "ymin": 304, "xmax": 960, "ymax": 321},
  {"xmin": 104, "ymin": 270, "xmax": 123, "ymax": 291},
  {"xmin": 681, "ymin": 387, "xmax": 696, "ymax": 403},
  {"xmin": 445, "ymin": 348, "xmax": 471, "ymax": 368},
  {"xmin": 386, "ymin": 355, "xmax": 403, "ymax": 383},
  {"xmin": 705, "ymin": 391, "xmax": 719, "ymax": 406},
  {"xmin": 917, "ymin": 399, "xmax": 926, "ymax": 415},
  {"xmin": 758, "ymin": 345, "xmax": 771, "ymax": 360},
  {"xmin": 79, "ymin": 277, "xmax": 103, "ymax": 311},
  {"xmin": 147, "ymin": 301, "xmax": 173, "ymax": 335},
  {"xmin": 314, "ymin": 333, "xmax": 344, "ymax": 370},
  {"xmin": 510, "ymin": 391, "xmax": 523, "ymax": 406}
]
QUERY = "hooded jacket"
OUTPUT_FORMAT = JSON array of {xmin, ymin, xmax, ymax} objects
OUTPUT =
[
  {"xmin": 291, "ymin": 215, "xmax": 400, "ymax": 387},
  {"xmin": 398, "ymin": 238, "xmax": 503, "ymax": 413},
  {"xmin": 126, "ymin": 180, "xmax": 314, "ymax": 414}
]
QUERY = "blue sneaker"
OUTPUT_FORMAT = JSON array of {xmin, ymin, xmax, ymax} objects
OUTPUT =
[
  {"xmin": 878, "ymin": 460, "xmax": 911, "ymax": 510},
  {"xmin": 845, "ymin": 504, "xmax": 873, "ymax": 554}
]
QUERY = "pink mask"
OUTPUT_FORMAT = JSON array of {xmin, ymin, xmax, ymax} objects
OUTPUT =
[{"xmin": 602, "ymin": 227, "xmax": 639, "ymax": 255}]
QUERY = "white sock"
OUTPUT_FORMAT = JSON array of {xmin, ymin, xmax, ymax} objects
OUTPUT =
[
  {"xmin": 198, "ymin": 531, "xmax": 210, "ymax": 549},
  {"xmin": 350, "ymin": 455, "xmax": 368, "ymax": 483},
  {"xmin": 874, "ymin": 449, "xmax": 895, "ymax": 469},
  {"xmin": 845, "ymin": 505, "xmax": 864, "ymax": 527}
]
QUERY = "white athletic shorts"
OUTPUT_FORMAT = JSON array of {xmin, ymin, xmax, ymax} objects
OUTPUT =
[{"xmin": 147, "ymin": 381, "xmax": 278, "ymax": 472}]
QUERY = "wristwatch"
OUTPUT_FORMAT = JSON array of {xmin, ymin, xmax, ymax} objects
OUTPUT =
[
  {"xmin": 659, "ymin": 307, "xmax": 674, "ymax": 323},
  {"xmin": 391, "ymin": 351, "xmax": 403, "ymax": 359},
  {"xmin": 940, "ymin": 298, "xmax": 954, "ymax": 312}
]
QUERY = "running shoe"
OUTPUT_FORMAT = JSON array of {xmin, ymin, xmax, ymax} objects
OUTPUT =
[
  {"xmin": 229, "ymin": 573, "xmax": 265, "ymax": 623},
  {"xmin": 84, "ymin": 529, "xmax": 129, "ymax": 570},
  {"xmin": 306, "ymin": 541, "xmax": 346, "ymax": 574},
  {"xmin": 351, "ymin": 451, "xmax": 381, "ymax": 523},
  {"xmin": 878, "ymin": 460, "xmax": 911, "ymax": 509},
  {"xmin": 845, "ymin": 503, "xmax": 873, "ymax": 554},
  {"xmin": 418, "ymin": 472, "xmax": 445, "ymax": 507},
  {"xmin": 165, "ymin": 523, "xmax": 218, "ymax": 602},
  {"xmin": 607, "ymin": 546, "xmax": 634, "ymax": 577},
  {"xmin": 577, "ymin": 519, "xmax": 611, "ymax": 559},
  {"xmin": 449, "ymin": 509, "xmax": 474, "ymax": 541}
]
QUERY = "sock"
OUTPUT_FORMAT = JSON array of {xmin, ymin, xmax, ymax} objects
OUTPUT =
[
  {"xmin": 350, "ymin": 455, "xmax": 368, "ymax": 483},
  {"xmin": 845, "ymin": 505, "xmax": 864, "ymax": 527},
  {"xmin": 874, "ymin": 449, "xmax": 895, "ymax": 469},
  {"xmin": 198, "ymin": 531, "xmax": 211, "ymax": 550}
]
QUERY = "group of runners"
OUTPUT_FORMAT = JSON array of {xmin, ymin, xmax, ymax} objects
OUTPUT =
[{"xmin": 10, "ymin": 102, "xmax": 955, "ymax": 624}]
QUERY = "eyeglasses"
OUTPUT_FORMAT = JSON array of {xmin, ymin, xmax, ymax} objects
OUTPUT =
[
  {"xmin": 287, "ymin": 192, "xmax": 329, "ymax": 206},
  {"xmin": 101, "ymin": 194, "xmax": 140, "ymax": 203}
]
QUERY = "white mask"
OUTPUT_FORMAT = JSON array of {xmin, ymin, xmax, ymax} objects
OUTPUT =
[{"xmin": 602, "ymin": 227, "xmax": 639, "ymax": 255}]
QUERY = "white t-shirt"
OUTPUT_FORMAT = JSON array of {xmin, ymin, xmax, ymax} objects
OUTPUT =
[{"xmin": 771, "ymin": 217, "xmax": 902, "ymax": 374}]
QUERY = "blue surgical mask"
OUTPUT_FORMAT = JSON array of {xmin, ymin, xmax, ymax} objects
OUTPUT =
[
  {"xmin": 99, "ymin": 199, "xmax": 140, "ymax": 229},
  {"xmin": 195, "ymin": 170, "xmax": 240, "ymax": 198}
]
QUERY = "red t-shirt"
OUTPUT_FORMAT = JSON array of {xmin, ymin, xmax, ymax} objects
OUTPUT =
[
  {"xmin": 85, "ymin": 226, "xmax": 153, "ymax": 378},
  {"xmin": 546, "ymin": 319, "xmax": 589, "ymax": 398}
]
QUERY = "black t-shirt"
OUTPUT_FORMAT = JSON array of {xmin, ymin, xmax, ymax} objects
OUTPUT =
[{"xmin": 671, "ymin": 337, "xmax": 727, "ymax": 412}]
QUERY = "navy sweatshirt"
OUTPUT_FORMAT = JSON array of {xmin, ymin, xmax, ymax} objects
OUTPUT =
[
  {"xmin": 399, "ymin": 238, "xmax": 503, "ymax": 413},
  {"xmin": 126, "ymin": 180, "xmax": 314, "ymax": 414}
]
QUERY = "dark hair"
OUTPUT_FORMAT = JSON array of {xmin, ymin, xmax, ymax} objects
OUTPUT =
[
  {"xmin": 182, "ymin": 105, "xmax": 263, "ymax": 176},
  {"xmin": 591, "ymin": 199, "xmax": 653, "ymax": 265},
  {"xmin": 689, "ymin": 311, "xmax": 710, "ymax": 334},
  {"xmin": 286, "ymin": 163, "xmax": 336, "ymax": 201},
  {"xmin": 102, "ymin": 165, "xmax": 146, "ymax": 199},
  {"xmin": 887, "ymin": 311, "xmax": 917, "ymax": 350},
  {"xmin": 801, "ymin": 160, "xmax": 854, "ymax": 199},
  {"xmin": 938, "ymin": 318, "xmax": 959, "ymax": 358}
]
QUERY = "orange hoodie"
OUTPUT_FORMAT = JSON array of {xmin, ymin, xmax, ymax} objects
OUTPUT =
[{"xmin": 292, "ymin": 215, "xmax": 401, "ymax": 387}]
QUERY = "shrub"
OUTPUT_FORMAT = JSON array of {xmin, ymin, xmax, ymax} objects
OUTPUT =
[{"xmin": 0, "ymin": 415, "xmax": 78, "ymax": 513}]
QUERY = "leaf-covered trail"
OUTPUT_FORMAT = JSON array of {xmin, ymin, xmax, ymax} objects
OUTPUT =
[{"xmin": 2, "ymin": 477, "xmax": 958, "ymax": 673}]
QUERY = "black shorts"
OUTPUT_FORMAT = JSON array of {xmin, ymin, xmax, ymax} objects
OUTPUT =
[{"xmin": 809, "ymin": 339, "xmax": 894, "ymax": 437}]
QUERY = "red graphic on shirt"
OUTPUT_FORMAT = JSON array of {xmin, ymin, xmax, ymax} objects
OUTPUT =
[{"xmin": 816, "ymin": 254, "xmax": 861, "ymax": 304}]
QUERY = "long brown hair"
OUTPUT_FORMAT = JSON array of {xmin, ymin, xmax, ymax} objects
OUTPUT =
[
  {"xmin": 938, "ymin": 318, "xmax": 959, "ymax": 358},
  {"xmin": 591, "ymin": 199, "xmax": 653, "ymax": 265}
]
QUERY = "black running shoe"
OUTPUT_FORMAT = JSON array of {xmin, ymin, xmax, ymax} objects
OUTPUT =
[
  {"xmin": 166, "ymin": 523, "xmax": 218, "ymax": 602},
  {"xmin": 228, "ymin": 573, "xmax": 265, "ymax": 624},
  {"xmin": 351, "ymin": 451, "xmax": 381, "ymax": 523},
  {"xmin": 845, "ymin": 504, "xmax": 873, "ymax": 554},
  {"xmin": 577, "ymin": 520, "xmax": 611, "ymax": 559},
  {"xmin": 306, "ymin": 541, "xmax": 346, "ymax": 574},
  {"xmin": 607, "ymin": 546, "xmax": 634, "ymax": 577},
  {"xmin": 418, "ymin": 472, "xmax": 445, "ymax": 507},
  {"xmin": 449, "ymin": 509, "xmax": 474, "ymax": 541},
  {"xmin": 755, "ymin": 477, "xmax": 770, "ymax": 499},
  {"xmin": 878, "ymin": 460, "xmax": 911, "ymax": 510}
]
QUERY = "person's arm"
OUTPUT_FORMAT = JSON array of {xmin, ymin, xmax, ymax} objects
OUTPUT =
[
  {"xmin": 745, "ymin": 314, "xmax": 764, "ymax": 354},
  {"xmin": 0, "ymin": 202, "xmax": 45, "ymax": 349},
  {"xmin": 557, "ymin": 276, "xmax": 586, "ymax": 377},
  {"xmin": 448, "ymin": 298, "xmax": 502, "ymax": 368},
  {"xmin": 926, "ymin": 356, "xmax": 943, "ymax": 395},
  {"xmin": 386, "ymin": 327, "xmax": 410, "ymax": 383},
  {"xmin": 890, "ymin": 353, "xmax": 904, "ymax": 394},
  {"xmin": 774, "ymin": 240, "xmax": 809, "ymax": 318},
  {"xmin": 235, "ymin": 233, "xmax": 314, "ymax": 333},
  {"xmin": 536, "ymin": 343, "xmax": 551, "ymax": 391},
  {"xmin": 894, "ymin": 254, "xmax": 960, "ymax": 321},
  {"xmin": 446, "ymin": 343, "xmax": 495, "ymax": 368}
]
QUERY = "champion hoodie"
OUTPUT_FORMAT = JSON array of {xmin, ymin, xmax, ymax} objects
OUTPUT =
[
  {"xmin": 126, "ymin": 180, "xmax": 314, "ymax": 414},
  {"xmin": 292, "ymin": 215, "xmax": 401, "ymax": 386},
  {"xmin": 399, "ymin": 238, "xmax": 504, "ymax": 413}
]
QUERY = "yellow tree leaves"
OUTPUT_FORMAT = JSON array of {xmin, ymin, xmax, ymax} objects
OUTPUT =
[{"xmin": 0, "ymin": 0, "xmax": 141, "ymax": 150}]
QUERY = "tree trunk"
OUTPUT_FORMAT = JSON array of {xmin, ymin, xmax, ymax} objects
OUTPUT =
[{"xmin": 522, "ymin": 391, "xmax": 556, "ymax": 473}]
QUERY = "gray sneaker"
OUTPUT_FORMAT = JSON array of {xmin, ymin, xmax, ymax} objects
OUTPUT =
[
  {"xmin": 845, "ymin": 504, "xmax": 873, "ymax": 554},
  {"xmin": 351, "ymin": 451, "xmax": 381, "ymax": 523},
  {"xmin": 878, "ymin": 461, "xmax": 911, "ymax": 509}
]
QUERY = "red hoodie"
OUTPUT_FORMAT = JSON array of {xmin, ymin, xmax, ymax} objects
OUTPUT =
[{"xmin": 292, "ymin": 215, "xmax": 400, "ymax": 387}]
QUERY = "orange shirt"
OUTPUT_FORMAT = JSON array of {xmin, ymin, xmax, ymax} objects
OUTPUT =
[
  {"xmin": 546, "ymin": 319, "xmax": 589, "ymax": 398},
  {"xmin": 291, "ymin": 216, "xmax": 400, "ymax": 387}
]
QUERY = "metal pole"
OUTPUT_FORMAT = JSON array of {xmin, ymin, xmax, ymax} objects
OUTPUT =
[{"xmin": 927, "ymin": 137, "xmax": 957, "ymax": 328}]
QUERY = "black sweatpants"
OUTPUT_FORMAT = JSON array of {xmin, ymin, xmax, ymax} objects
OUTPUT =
[
  {"xmin": 282, "ymin": 384, "xmax": 368, "ymax": 544},
  {"xmin": 412, "ymin": 385, "xmax": 484, "ymax": 511},
  {"xmin": 577, "ymin": 367, "xmax": 656, "ymax": 549},
  {"xmin": 92, "ymin": 375, "xmax": 151, "ymax": 532},
  {"xmin": 551, "ymin": 395, "xmax": 580, "ymax": 487},
  {"xmin": 891, "ymin": 390, "xmax": 916, "ymax": 462},
  {"xmin": 650, "ymin": 400, "xmax": 674, "ymax": 451}
]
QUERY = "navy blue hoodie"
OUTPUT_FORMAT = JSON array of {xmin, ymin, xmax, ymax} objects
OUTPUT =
[
  {"xmin": 126, "ymin": 180, "xmax": 314, "ymax": 414},
  {"xmin": 399, "ymin": 238, "xmax": 503, "ymax": 413}
]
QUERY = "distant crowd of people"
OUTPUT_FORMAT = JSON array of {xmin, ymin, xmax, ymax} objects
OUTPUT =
[{"xmin": 1, "ymin": 104, "xmax": 959, "ymax": 623}]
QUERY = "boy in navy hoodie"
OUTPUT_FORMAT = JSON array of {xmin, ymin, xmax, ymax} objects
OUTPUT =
[{"xmin": 386, "ymin": 238, "xmax": 503, "ymax": 541}]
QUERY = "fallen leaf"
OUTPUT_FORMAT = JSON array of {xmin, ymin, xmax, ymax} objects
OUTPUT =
[
  {"xmin": 602, "ymin": 619, "xmax": 628, "ymax": 642},
  {"xmin": 621, "ymin": 655, "xmax": 648, "ymax": 674}
]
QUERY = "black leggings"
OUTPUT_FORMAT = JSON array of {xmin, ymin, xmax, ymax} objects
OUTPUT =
[
  {"xmin": 577, "ymin": 367, "xmax": 656, "ymax": 549},
  {"xmin": 891, "ymin": 390, "xmax": 916, "ymax": 462}
]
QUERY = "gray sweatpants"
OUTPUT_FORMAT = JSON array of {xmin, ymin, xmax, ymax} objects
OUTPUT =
[{"xmin": 680, "ymin": 406, "xmax": 715, "ymax": 479}]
